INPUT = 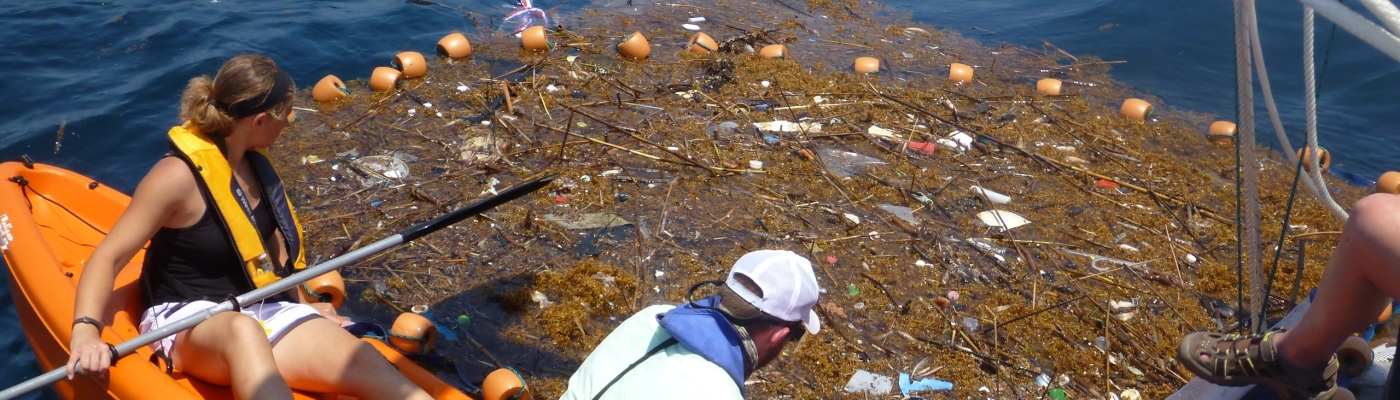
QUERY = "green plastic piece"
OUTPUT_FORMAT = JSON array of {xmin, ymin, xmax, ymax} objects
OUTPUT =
[
  {"xmin": 847, "ymin": 283, "xmax": 859, "ymax": 297},
  {"xmin": 457, "ymin": 314, "xmax": 471, "ymax": 325},
  {"xmin": 1048, "ymin": 388, "xmax": 1067, "ymax": 400}
]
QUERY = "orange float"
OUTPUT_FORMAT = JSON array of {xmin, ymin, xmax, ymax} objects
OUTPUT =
[
  {"xmin": 305, "ymin": 270, "xmax": 345, "ymax": 308},
  {"xmin": 759, "ymin": 44, "xmax": 788, "ymax": 58},
  {"xmin": 370, "ymin": 67, "xmax": 401, "ymax": 92},
  {"xmin": 394, "ymin": 52, "xmax": 427, "ymax": 79},
  {"xmin": 437, "ymin": 32, "xmax": 472, "ymax": 59},
  {"xmin": 617, "ymin": 31, "xmax": 651, "ymax": 60},
  {"xmin": 948, "ymin": 63, "xmax": 973, "ymax": 84},
  {"xmin": 389, "ymin": 312, "xmax": 438, "ymax": 354},
  {"xmin": 1207, "ymin": 121, "xmax": 1237, "ymax": 145},
  {"xmin": 312, "ymin": 75, "xmax": 348, "ymax": 102},
  {"xmin": 0, "ymin": 161, "xmax": 470, "ymax": 399},
  {"xmin": 1296, "ymin": 147, "xmax": 1331, "ymax": 172},
  {"xmin": 1377, "ymin": 171, "xmax": 1400, "ymax": 194},
  {"xmin": 1379, "ymin": 302, "xmax": 1393, "ymax": 324},
  {"xmin": 854, "ymin": 57, "xmax": 880, "ymax": 74},
  {"xmin": 1120, "ymin": 98, "xmax": 1153, "ymax": 121},
  {"xmin": 520, "ymin": 25, "xmax": 551, "ymax": 52},
  {"xmin": 1337, "ymin": 335, "xmax": 1373, "ymax": 377},
  {"xmin": 1036, "ymin": 78, "xmax": 1062, "ymax": 95},
  {"xmin": 687, "ymin": 32, "xmax": 718, "ymax": 54},
  {"xmin": 482, "ymin": 368, "xmax": 532, "ymax": 400}
]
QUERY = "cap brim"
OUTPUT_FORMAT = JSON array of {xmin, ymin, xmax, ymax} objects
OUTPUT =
[{"xmin": 803, "ymin": 309, "xmax": 821, "ymax": 334}]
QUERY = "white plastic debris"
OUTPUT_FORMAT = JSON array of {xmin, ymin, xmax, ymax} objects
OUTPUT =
[
  {"xmin": 976, "ymin": 210, "xmax": 1030, "ymax": 230},
  {"xmin": 1186, "ymin": 254, "xmax": 1199, "ymax": 263},
  {"xmin": 457, "ymin": 84, "xmax": 468, "ymax": 92},
  {"xmin": 531, "ymin": 291, "xmax": 554, "ymax": 309},
  {"xmin": 748, "ymin": 160, "xmax": 763, "ymax": 170},
  {"xmin": 1109, "ymin": 300, "xmax": 1137, "ymax": 310},
  {"xmin": 969, "ymin": 185, "xmax": 1011, "ymax": 204},
  {"xmin": 948, "ymin": 130, "xmax": 974, "ymax": 151},
  {"xmin": 868, "ymin": 125, "xmax": 896, "ymax": 138},
  {"xmin": 843, "ymin": 370, "xmax": 893, "ymax": 395},
  {"xmin": 1119, "ymin": 244, "xmax": 1141, "ymax": 252},
  {"xmin": 843, "ymin": 213, "xmax": 860, "ymax": 225},
  {"xmin": 753, "ymin": 120, "xmax": 821, "ymax": 133},
  {"xmin": 1120, "ymin": 389, "xmax": 1142, "ymax": 400},
  {"xmin": 422, "ymin": 102, "xmax": 433, "ymax": 108},
  {"xmin": 682, "ymin": 23, "xmax": 701, "ymax": 30},
  {"xmin": 689, "ymin": 16, "xmax": 706, "ymax": 22},
  {"xmin": 760, "ymin": 80, "xmax": 771, "ymax": 88},
  {"xmin": 1035, "ymin": 373, "xmax": 1051, "ymax": 387}
]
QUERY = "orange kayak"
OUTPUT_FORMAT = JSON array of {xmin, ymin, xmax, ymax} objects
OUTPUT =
[{"xmin": 0, "ymin": 161, "xmax": 473, "ymax": 399}]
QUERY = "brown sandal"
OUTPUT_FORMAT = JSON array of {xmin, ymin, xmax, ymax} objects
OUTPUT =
[{"xmin": 1178, "ymin": 329, "xmax": 1339, "ymax": 399}]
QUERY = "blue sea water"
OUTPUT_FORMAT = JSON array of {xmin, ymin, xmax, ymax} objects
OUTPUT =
[{"xmin": 0, "ymin": 0, "xmax": 1396, "ymax": 397}]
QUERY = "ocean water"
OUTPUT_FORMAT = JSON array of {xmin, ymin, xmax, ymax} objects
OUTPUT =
[{"xmin": 0, "ymin": 0, "xmax": 1396, "ymax": 397}]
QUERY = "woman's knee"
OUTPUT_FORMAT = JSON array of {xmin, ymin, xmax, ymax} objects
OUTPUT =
[
  {"xmin": 222, "ymin": 313, "xmax": 273, "ymax": 348},
  {"xmin": 1348, "ymin": 194, "xmax": 1400, "ymax": 237}
]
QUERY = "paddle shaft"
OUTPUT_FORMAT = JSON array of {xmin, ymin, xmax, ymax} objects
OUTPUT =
[{"xmin": 0, "ymin": 174, "xmax": 554, "ymax": 400}]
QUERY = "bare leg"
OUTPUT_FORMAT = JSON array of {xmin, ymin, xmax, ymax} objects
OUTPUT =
[
  {"xmin": 1272, "ymin": 194, "xmax": 1400, "ymax": 365},
  {"xmin": 171, "ymin": 312, "xmax": 293, "ymax": 400},
  {"xmin": 271, "ymin": 316, "xmax": 433, "ymax": 400}
]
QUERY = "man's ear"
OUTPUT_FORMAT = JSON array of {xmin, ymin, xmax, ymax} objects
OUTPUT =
[{"xmin": 763, "ymin": 325, "xmax": 791, "ymax": 346}]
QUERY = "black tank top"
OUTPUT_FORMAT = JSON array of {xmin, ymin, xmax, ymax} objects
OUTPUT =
[{"xmin": 141, "ymin": 192, "xmax": 281, "ymax": 305}]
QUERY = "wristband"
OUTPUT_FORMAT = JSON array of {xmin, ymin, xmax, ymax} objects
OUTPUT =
[{"xmin": 73, "ymin": 316, "xmax": 104, "ymax": 331}]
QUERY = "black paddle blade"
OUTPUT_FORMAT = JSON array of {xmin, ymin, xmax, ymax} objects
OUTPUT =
[{"xmin": 400, "ymin": 174, "xmax": 557, "ymax": 242}]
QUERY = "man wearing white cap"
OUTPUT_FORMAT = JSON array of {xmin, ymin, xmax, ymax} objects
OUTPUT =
[{"xmin": 561, "ymin": 250, "xmax": 822, "ymax": 400}]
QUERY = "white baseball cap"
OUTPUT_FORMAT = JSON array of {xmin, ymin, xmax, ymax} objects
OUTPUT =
[{"xmin": 725, "ymin": 250, "xmax": 822, "ymax": 334}]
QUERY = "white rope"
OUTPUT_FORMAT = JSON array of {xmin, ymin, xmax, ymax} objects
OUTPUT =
[
  {"xmin": 1243, "ymin": 0, "xmax": 1348, "ymax": 222},
  {"xmin": 1303, "ymin": 8, "xmax": 1350, "ymax": 221},
  {"xmin": 1355, "ymin": 0, "xmax": 1400, "ymax": 36},
  {"xmin": 1236, "ymin": 0, "xmax": 1267, "ymax": 332},
  {"xmin": 1301, "ymin": 0, "xmax": 1400, "ymax": 64}
]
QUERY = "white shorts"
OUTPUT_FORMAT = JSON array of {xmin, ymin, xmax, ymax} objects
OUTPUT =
[{"xmin": 139, "ymin": 300, "xmax": 321, "ymax": 356}]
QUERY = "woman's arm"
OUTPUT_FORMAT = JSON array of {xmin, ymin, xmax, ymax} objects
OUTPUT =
[{"xmin": 66, "ymin": 157, "xmax": 196, "ymax": 379}]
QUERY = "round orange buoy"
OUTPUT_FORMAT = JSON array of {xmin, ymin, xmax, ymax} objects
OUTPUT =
[
  {"xmin": 949, "ymin": 63, "xmax": 973, "ymax": 84},
  {"xmin": 305, "ymin": 270, "xmax": 345, "ymax": 308},
  {"xmin": 482, "ymin": 368, "xmax": 531, "ymax": 400},
  {"xmin": 394, "ymin": 51, "xmax": 427, "ymax": 79},
  {"xmin": 389, "ymin": 312, "xmax": 437, "ymax": 354},
  {"xmin": 1337, "ymin": 335, "xmax": 1373, "ymax": 377},
  {"xmin": 854, "ymin": 57, "xmax": 880, "ymax": 74},
  {"xmin": 1377, "ymin": 171, "xmax": 1400, "ymax": 194},
  {"xmin": 1296, "ymin": 147, "xmax": 1331, "ymax": 172},
  {"xmin": 1036, "ymin": 78, "xmax": 1062, "ymax": 95},
  {"xmin": 312, "ymin": 75, "xmax": 348, "ymax": 102},
  {"xmin": 759, "ymin": 44, "xmax": 788, "ymax": 58},
  {"xmin": 687, "ymin": 32, "xmax": 718, "ymax": 54},
  {"xmin": 437, "ymin": 32, "xmax": 472, "ymax": 59},
  {"xmin": 369, "ymin": 67, "xmax": 401, "ymax": 92},
  {"xmin": 520, "ymin": 25, "xmax": 551, "ymax": 52},
  {"xmin": 1379, "ymin": 302, "xmax": 1393, "ymax": 324},
  {"xmin": 1207, "ymin": 121, "xmax": 1237, "ymax": 145},
  {"xmin": 1120, "ymin": 98, "xmax": 1153, "ymax": 121},
  {"xmin": 617, "ymin": 31, "xmax": 651, "ymax": 60}
]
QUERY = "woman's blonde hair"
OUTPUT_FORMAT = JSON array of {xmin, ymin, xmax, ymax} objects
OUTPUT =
[{"xmin": 179, "ymin": 54, "xmax": 295, "ymax": 137}]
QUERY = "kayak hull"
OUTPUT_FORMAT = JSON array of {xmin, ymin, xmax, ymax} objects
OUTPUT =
[{"xmin": 0, "ymin": 161, "xmax": 470, "ymax": 399}]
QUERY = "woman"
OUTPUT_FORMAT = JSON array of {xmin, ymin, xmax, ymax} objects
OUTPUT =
[{"xmin": 63, "ymin": 54, "xmax": 432, "ymax": 400}]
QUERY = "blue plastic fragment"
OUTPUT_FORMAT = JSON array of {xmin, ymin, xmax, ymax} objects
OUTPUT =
[
  {"xmin": 370, "ymin": 200, "xmax": 383, "ymax": 207},
  {"xmin": 899, "ymin": 372, "xmax": 953, "ymax": 396},
  {"xmin": 763, "ymin": 135, "xmax": 780, "ymax": 144}
]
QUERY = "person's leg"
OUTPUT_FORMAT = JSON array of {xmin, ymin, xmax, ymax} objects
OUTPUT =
[
  {"xmin": 170, "ymin": 312, "xmax": 293, "ymax": 400},
  {"xmin": 270, "ymin": 316, "xmax": 433, "ymax": 400},
  {"xmin": 1273, "ymin": 194, "xmax": 1400, "ymax": 365}
]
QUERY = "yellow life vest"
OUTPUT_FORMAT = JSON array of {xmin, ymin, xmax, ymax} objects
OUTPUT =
[{"xmin": 166, "ymin": 123, "xmax": 307, "ymax": 288}]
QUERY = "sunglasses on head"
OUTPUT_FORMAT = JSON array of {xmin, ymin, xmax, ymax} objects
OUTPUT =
[{"xmin": 684, "ymin": 280, "xmax": 806, "ymax": 343}]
